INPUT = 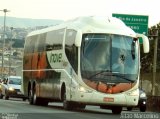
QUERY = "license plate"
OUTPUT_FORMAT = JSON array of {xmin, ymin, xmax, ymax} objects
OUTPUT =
[{"xmin": 103, "ymin": 97, "xmax": 114, "ymax": 102}]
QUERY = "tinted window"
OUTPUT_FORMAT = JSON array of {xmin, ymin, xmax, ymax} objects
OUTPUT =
[
  {"xmin": 65, "ymin": 29, "xmax": 78, "ymax": 73},
  {"xmin": 38, "ymin": 33, "xmax": 46, "ymax": 52},
  {"xmin": 46, "ymin": 29, "xmax": 64, "ymax": 51},
  {"xmin": 24, "ymin": 35, "xmax": 38, "ymax": 53}
]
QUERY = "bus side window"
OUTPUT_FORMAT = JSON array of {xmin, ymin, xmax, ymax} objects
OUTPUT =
[
  {"xmin": 38, "ymin": 33, "xmax": 47, "ymax": 52},
  {"xmin": 45, "ymin": 29, "xmax": 64, "ymax": 51},
  {"xmin": 65, "ymin": 29, "xmax": 78, "ymax": 73}
]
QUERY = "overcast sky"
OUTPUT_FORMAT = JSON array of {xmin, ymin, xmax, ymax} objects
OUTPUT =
[{"xmin": 0, "ymin": 0, "xmax": 159, "ymax": 27}]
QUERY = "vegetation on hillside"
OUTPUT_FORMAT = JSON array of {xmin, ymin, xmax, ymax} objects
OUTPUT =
[{"xmin": 140, "ymin": 23, "xmax": 160, "ymax": 73}]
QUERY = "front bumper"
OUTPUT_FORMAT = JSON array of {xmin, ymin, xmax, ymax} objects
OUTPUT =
[
  {"xmin": 74, "ymin": 90, "xmax": 139, "ymax": 107},
  {"xmin": 7, "ymin": 89, "xmax": 25, "ymax": 98}
]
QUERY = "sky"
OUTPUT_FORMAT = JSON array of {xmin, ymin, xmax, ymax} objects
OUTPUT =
[{"xmin": 0, "ymin": 0, "xmax": 160, "ymax": 27}]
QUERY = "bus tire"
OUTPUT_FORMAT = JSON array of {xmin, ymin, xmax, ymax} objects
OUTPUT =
[
  {"xmin": 32, "ymin": 86, "xmax": 48, "ymax": 106},
  {"xmin": 63, "ymin": 89, "xmax": 73, "ymax": 110},
  {"xmin": 33, "ymin": 85, "xmax": 40, "ymax": 105},
  {"xmin": 112, "ymin": 106, "xmax": 122, "ymax": 114},
  {"xmin": 28, "ymin": 88, "xmax": 33, "ymax": 105}
]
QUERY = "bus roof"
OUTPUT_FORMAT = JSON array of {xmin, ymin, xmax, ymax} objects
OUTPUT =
[{"xmin": 27, "ymin": 16, "xmax": 136, "ymax": 37}]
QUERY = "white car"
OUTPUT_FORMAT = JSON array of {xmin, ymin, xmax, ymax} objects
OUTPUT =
[
  {"xmin": 127, "ymin": 89, "xmax": 147, "ymax": 112},
  {"xmin": 0, "ymin": 76, "xmax": 26, "ymax": 100}
]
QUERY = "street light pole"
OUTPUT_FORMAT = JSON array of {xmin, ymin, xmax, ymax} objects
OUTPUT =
[
  {"xmin": 152, "ymin": 29, "xmax": 159, "ymax": 96},
  {"xmin": 9, "ymin": 27, "xmax": 13, "ymax": 77},
  {"xmin": 0, "ymin": 9, "xmax": 10, "ymax": 77}
]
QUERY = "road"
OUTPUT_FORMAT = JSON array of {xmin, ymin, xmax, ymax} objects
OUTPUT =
[{"xmin": 0, "ymin": 98, "xmax": 159, "ymax": 119}]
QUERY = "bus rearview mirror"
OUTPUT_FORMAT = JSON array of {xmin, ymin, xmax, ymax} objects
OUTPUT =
[{"xmin": 136, "ymin": 33, "xmax": 149, "ymax": 53}]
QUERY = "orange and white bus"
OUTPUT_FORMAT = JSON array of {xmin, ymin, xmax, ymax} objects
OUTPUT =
[{"xmin": 23, "ymin": 16, "xmax": 149, "ymax": 114}]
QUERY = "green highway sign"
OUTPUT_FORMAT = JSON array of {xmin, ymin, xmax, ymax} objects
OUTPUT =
[{"xmin": 112, "ymin": 13, "xmax": 149, "ymax": 43}]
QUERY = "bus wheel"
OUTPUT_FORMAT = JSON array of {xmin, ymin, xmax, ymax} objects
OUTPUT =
[
  {"xmin": 28, "ymin": 88, "xmax": 33, "ymax": 105},
  {"xmin": 33, "ymin": 86, "xmax": 40, "ymax": 105},
  {"xmin": 63, "ymin": 90, "xmax": 73, "ymax": 110},
  {"xmin": 112, "ymin": 106, "xmax": 122, "ymax": 114}
]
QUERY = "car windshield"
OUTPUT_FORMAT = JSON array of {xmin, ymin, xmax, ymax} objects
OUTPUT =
[
  {"xmin": 81, "ymin": 34, "xmax": 139, "ymax": 83},
  {"xmin": 9, "ymin": 77, "xmax": 21, "ymax": 85}
]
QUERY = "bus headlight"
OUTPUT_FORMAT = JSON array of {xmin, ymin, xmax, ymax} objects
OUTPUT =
[
  {"xmin": 79, "ymin": 86, "xmax": 86, "ymax": 92},
  {"xmin": 9, "ymin": 87, "xmax": 15, "ymax": 91},
  {"xmin": 79, "ymin": 86, "xmax": 92, "ymax": 93}
]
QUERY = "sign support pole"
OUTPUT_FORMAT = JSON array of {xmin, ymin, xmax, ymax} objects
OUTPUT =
[{"xmin": 152, "ymin": 29, "xmax": 158, "ymax": 96}]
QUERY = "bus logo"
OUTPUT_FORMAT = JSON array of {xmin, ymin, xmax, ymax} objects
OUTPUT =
[{"xmin": 50, "ymin": 53, "xmax": 62, "ymax": 63}]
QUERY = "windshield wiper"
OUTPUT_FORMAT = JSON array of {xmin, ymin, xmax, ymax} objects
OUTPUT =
[
  {"xmin": 112, "ymin": 74, "xmax": 135, "ymax": 83},
  {"xmin": 89, "ymin": 70, "xmax": 111, "ymax": 79},
  {"xmin": 89, "ymin": 70, "xmax": 135, "ymax": 83}
]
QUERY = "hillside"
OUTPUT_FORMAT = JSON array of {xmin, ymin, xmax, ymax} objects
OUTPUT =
[{"xmin": 0, "ymin": 16, "xmax": 63, "ymax": 28}]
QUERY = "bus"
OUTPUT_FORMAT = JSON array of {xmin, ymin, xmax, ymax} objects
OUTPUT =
[{"xmin": 23, "ymin": 16, "xmax": 149, "ymax": 114}]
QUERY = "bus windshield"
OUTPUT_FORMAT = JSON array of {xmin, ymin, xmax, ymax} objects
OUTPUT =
[{"xmin": 81, "ymin": 34, "xmax": 139, "ymax": 83}]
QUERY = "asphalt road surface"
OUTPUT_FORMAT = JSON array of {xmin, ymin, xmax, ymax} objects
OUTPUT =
[{"xmin": 0, "ymin": 98, "xmax": 159, "ymax": 119}]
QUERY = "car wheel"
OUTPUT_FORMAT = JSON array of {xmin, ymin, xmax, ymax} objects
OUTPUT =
[
  {"xmin": 22, "ymin": 98, "xmax": 26, "ymax": 101},
  {"xmin": 0, "ymin": 93, "xmax": 3, "ymax": 99},
  {"xmin": 140, "ymin": 106, "xmax": 146, "ymax": 112},
  {"xmin": 4, "ymin": 90, "xmax": 9, "ymax": 100},
  {"xmin": 4, "ymin": 94, "xmax": 9, "ymax": 100}
]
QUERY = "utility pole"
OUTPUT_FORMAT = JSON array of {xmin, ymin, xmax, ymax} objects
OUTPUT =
[
  {"xmin": 9, "ymin": 27, "xmax": 13, "ymax": 77},
  {"xmin": 0, "ymin": 9, "xmax": 10, "ymax": 77},
  {"xmin": 151, "ymin": 29, "xmax": 159, "ymax": 96}
]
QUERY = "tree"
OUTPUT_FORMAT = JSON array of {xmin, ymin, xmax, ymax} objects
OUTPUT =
[{"xmin": 140, "ymin": 24, "xmax": 160, "ymax": 73}]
